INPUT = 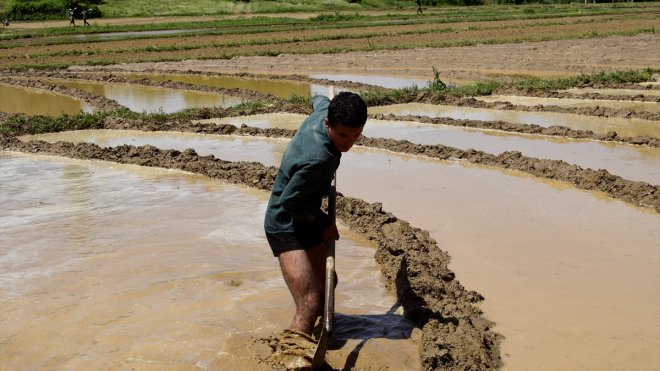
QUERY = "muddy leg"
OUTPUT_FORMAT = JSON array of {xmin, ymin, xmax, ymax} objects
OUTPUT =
[{"xmin": 278, "ymin": 248, "xmax": 324, "ymax": 335}]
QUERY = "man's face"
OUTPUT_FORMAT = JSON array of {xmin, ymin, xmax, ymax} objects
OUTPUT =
[{"xmin": 325, "ymin": 118, "xmax": 363, "ymax": 152}]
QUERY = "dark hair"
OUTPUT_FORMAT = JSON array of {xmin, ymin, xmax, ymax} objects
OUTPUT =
[{"xmin": 327, "ymin": 92, "xmax": 367, "ymax": 128}]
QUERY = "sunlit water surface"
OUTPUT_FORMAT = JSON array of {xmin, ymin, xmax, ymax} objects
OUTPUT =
[
  {"xmin": 200, "ymin": 113, "xmax": 660, "ymax": 185},
  {"xmin": 0, "ymin": 152, "xmax": 418, "ymax": 370},
  {"xmin": 41, "ymin": 79, "xmax": 243, "ymax": 113},
  {"xmin": 369, "ymin": 103, "xmax": 660, "ymax": 138},
  {"xmin": 15, "ymin": 130, "xmax": 660, "ymax": 371},
  {"xmin": 474, "ymin": 95, "xmax": 660, "ymax": 114},
  {"xmin": 0, "ymin": 84, "xmax": 93, "ymax": 116}
]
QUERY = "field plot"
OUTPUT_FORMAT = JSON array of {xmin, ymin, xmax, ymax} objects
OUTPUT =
[{"xmin": 1, "ymin": 4, "xmax": 659, "ymax": 371}]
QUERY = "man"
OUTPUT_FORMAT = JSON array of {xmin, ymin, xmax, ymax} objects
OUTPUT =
[
  {"xmin": 82, "ymin": 9, "xmax": 90, "ymax": 26},
  {"xmin": 68, "ymin": 8, "xmax": 76, "ymax": 26},
  {"xmin": 416, "ymin": 0, "xmax": 423, "ymax": 15},
  {"xmin": 264, "ymin": 91, "xmax": 367, "ymax": 342}
]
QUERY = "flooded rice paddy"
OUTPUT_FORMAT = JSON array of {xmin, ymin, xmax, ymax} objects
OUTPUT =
[
  {"xmin": 2, "ymin": 71, "xmax": 659, "ymax": 370},
  {"xmin": 124, "ymin": 73, "xmax": 328, "ymax": 99},
  {"xmin": 369, "ymin": 103, "xmax": 660, "ymax": 138},
  {"xmin": 0, "ymin": 84, "xmax": 94, "ymax": 116},
  {"xmin": 202, "ymin": 113, "xmax": 660, "ymax": 184},
  {"xmin": 42, "ymin": 79, "xmax": 243, "ymax": 113},
  {"xmin": 0, "ymin": 151, "xmax": 419, "ymax": 370},
  {"xmin": 9, "ymin": 129, "xmax": 659, "ymax": 371}
]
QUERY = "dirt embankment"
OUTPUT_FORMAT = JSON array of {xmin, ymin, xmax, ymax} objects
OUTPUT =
[
  {"xmin": 9, "ymin": 69, "xmax": 660, "ymax": 121},
  {"xmin": 2, "ymin": 109, "xmax": 657, "ymax": 212},
  {"xmin": 0, "ymin": 135, "xmax": 503, "ymax": 370},
  {"xmin": 370, "ymin": 113, "xmax": 660, "ymax": 148},
  {"xmin": 4, "ymin": 69, "xmax": 658, "ymax": 147},
  {"xmin": 495, "ymin": 85, "xmax": 660, "ymax": 103}
]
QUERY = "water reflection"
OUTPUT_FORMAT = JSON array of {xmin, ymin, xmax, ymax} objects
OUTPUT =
[
  {"xmin": 126, "ymin": 73, "xmax": 312, "ymax": 99},
  {"xmin": 0, "ymin": 84, "xmax": 93, "ymax": 115},
  {"xmin": 8, "ymin": 133, "xmax": 660, "ymax": 370},
  {"xmin": 200, "ymin": 114, "xmax": 660, "ymax": 184},
  {"xmin": 44, "ymin": 79, "xmax": 242, "ymax": 113},
  {"xmin": 369, "ymin": 103, "xmax": 660, "ymax": 138},
  {"xmin": 0, "ymin": 151, "xmax": 415, "ymax": 370}
]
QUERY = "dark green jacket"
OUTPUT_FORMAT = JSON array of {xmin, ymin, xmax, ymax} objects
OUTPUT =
[{"xmin": 264, "ymin": 95, "xmax": 340, "ymax": 234}]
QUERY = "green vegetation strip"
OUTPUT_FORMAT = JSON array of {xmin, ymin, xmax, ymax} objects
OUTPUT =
[{"xmin": 2, "ymin": 3, "xmax": 656, "ymax": 42}]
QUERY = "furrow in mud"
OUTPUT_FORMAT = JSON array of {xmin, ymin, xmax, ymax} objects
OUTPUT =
[{"xmin": 0, "ymin": 135, "xmax": 503, "ymax": 371}]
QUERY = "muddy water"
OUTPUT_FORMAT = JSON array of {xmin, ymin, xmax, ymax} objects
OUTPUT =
[
  {"xmin": 369, "ymin": 103, "xmax": 660, "ymax": 138},
  {"xmin": 125, "ymin": 73, "xmax": 314, "ymax": 99},
  {"xmin": 201, "ymin": 113, "xmax": 660, "ymax": 184},
  {"xmin": 474, "ymin": 95, "xmax": 660, "ymax": 114},
  {"xmin": 0, "ymin": 83, "xmax": 93, "ymax": 115},
  {"xmin": 563, "ymin": 87, "xmax": 660, "ymax": 97},
  {"xmin": 0, "ymin": 151, "xmax": 419, "ymax": 370},
  {"xmin": 19, "ymin": 131, "xmax": 660, "ymax": 370},
  {"xmin": 43, "ymin": 79, "xmax": 242, "ymax": 113}
]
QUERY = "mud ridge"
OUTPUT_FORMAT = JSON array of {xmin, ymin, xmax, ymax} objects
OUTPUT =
[
  {"xmin": 0, "ymin": 135, "xmax": 503, "ymax": 370},
  {"xmin": 414, "ymin": 94, "xmax": 660, "ymax": 121},
  {"xmin": 370, "ymin": 113, "xmax": 660, "ymax": 148},
  {"xmin": 494, "ymin": 87, "xmax": 660, "ymax": 103},
  {"xmin": 92, "ymin": 117, "xmax": 660, "ymax": 212}
]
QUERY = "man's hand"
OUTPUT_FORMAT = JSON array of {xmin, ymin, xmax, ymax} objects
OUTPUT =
[{"xmin": 321, "ymin": 223, "xmax": 339, "ymax": 243}]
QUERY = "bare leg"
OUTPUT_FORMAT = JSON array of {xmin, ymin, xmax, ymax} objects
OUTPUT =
[{"xmin": 278, "ymin": 243, "xmax": 327, "ymax": 335}]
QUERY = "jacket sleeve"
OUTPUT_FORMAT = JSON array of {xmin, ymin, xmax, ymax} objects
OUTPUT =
[{"xmin": 279, "ymin": 160, "xmax": 331, "ymax": 227}]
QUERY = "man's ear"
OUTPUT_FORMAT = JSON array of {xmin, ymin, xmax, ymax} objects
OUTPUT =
[{"xmin": 324, "ymin": 117, "xmax": 331, "ymax": 129}]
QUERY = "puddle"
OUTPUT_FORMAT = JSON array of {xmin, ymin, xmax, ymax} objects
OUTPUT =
[
  {"xmin": 200, "ymin": 114, "xmax": 660, "ymax": 185},
  {"xmin": 562, "ymin": 87, "xmax": 660, "ymax": 97},
  {"xmin": 474, "ymin": 95, "xmax": 660, "ymax": 114},
  {"xmin": 310, "ymin": 74, "xmax": 428, "ymax": 89},
  {"xmin": 369, "ymin": 103, "xmax": 660, "ymax": 138},
  {"xmin": 43, "ymin": 79, "xmax": 243, "ymax": 113},
  {"xmin": 16, "ymin": 130, "xmax": 660, "ymax": 370},
  {"xmin": 125, "ymin": 73, "xmax": 316, "ymax": 99},
  {"xmin": 0, "ymin": 151, "xmax": 418, "ymax": 370},
  {"xmin": 0, "ymin": 83, "xmax": 93, "ymax": 116}
]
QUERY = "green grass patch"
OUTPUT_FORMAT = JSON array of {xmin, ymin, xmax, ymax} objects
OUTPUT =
[{"xmin": 0, "ymin": 110, "xmax": 109, "ymax": 135}]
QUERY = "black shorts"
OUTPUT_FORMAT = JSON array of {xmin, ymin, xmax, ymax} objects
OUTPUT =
[{"xmin": 266, "ymin": 230, "xmax": 323, "ymax": 256}]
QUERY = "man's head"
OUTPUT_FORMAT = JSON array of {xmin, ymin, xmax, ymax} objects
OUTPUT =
[{"xmin": 325, "ymin": 92, "xmax": 367, "ymax": 152}]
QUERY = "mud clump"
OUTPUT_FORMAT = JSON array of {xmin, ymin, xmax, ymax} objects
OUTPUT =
[{"xmin": 0, "ymin": 136, "xmax": 503, "ymax": 370}]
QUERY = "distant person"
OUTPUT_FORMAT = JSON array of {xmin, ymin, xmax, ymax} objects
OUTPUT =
[
  {"xmin": 82, "ymin": 9, "xmax": 90, "ymax": 26},
  {"xmin": 416, "ymin": 0, "xmax": 423, "ymax": 15},
  {"xmin": 2, "ymin": 18, "xmax": 9, "ymax": 27},
  {"xmin": 69, "ymin": 8, "xmax": 76, "ymax": 26}
]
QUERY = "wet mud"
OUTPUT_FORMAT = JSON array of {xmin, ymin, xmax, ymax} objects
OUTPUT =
[
  {"xmin": 371, "ymin": 112, "xmax": 660, "ymax": 148},
  {"xmin": 3, "ymin": 111, "xmax": 657, "ymax": 212},
  {"xmin": 6, "ymin": 69, "xmax": 659, "ymax": 121},
  {"xmin": 0, "ymin": 137, "xmax": 503, "ymax": 370},
  {"xmin": 495, "ymin": 85, "xmax": 660, "ymax": 103}
]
